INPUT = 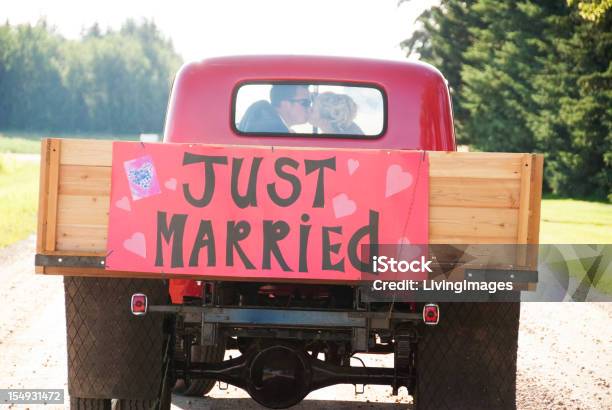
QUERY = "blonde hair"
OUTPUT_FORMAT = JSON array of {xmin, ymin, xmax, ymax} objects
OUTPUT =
[{"xmin": 313, "ymin": 92, "xmax": 358, "ymax": 133}]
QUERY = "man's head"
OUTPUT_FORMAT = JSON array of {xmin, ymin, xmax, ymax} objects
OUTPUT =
[{"xmin": 270, "ymin": 84, "xmax": 311, "ymax": 126}]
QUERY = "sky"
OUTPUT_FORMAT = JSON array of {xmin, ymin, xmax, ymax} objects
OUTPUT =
[{"xmin": 1, "ymin": 0, "xmax": 437, "ymax": 62}]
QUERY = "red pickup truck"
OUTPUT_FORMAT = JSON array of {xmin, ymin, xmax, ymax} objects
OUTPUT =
[{"xmin": 35, "ymin": 55, "xmax": 541, "ymax": 410}]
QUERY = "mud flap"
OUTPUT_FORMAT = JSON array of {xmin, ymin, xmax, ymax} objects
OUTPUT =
[
  {"xmin": 64, "ymin": 277, "xmax": 168, "ymax": 400},
  {"xmin": 415, "ymin": 302, "xmax": 520, "ymax": 410}
]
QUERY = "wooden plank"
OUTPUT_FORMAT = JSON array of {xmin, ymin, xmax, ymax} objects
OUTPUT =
[
  {"xmin": 44, "ymin": 139, "xmax": 61, "ymax": 251},
  {"xmin": 516, "ymin": 154, "xmax": 533, "ymax": 244},
  {"xmin": 428, "ymin": 152, "xmax": 523, "ymax": 179},
  {"xmin": 59, "ymin": 139, "xmax": 526, "ymax": 175},
  {"xmin": 56, "ymin": 194, "xmax": 110, "ymax": 226},
  {"xmin": 527, "ymin": 154, "xmax": 544, "ymax": 270},
  {"xmin": 59, "ymin": 165, "xmax": 112, "ymax": 196},
  {"xmin": 60, "ymin": 139, "xmax": 113, "ymax": 166},
  {"xmin": 430, "ymin": 206, "xmax": 518, "ymax": 239},
  {"xmin": 528, "ymin": 155, "xmax": 544, "ymax": 244},
  {"xmin": 430, "ymin": 177, "xmax": 520, "ymax": 209},
  {"xmin": 429, "ymin": 236, "xmax": 515, "ymax": 244},
  {"xmin": 36, "ymin": 139, "xmax": 51, "ymax": 253},
  {"xmin": 56, "ymin": 225, "xmax": 108, "ymax": 252}
]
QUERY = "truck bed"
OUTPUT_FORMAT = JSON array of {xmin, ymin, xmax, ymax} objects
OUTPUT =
[{"xmin": 35, "ymin": 138, "xmax": 543, "ymax": 279}]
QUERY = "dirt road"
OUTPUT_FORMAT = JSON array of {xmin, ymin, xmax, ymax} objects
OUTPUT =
[{"xmin": 1, "ymin": 237, "xmax": 610, "ymax": 409}]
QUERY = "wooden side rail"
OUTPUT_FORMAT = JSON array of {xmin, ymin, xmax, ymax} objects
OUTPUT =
[{"xmin": 36, "ymin": 138, "xmax": 543, "ymax": 278}]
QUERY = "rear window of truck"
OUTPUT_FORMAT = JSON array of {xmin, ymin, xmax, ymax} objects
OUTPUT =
[{"xmin": 233, "ymin": 82, "xmax": 386, "ymax": 138}]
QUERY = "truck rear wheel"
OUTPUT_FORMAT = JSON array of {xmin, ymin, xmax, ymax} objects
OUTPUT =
[
  {"xmin": 173, "ymin": 343, "xmax": 226, "ymax": 396},
  {"xmin": 114, "ymin": 399, "xmax": 156, "ymax": 410},
  {"xmin": 70, "ymin": 398, "xmax": 111, "ymax": 410},
  {"xmin": 414, "ymin": 302, "xmax": 520, "ymax": 410}
]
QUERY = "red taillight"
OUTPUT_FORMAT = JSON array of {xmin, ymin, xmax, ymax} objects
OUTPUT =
[
  {"xmin": 131, "ymin": 293, "xmax": 148, "ymax": 316},
  {"xmin": 422, "ymin": 303, "xmax": 439, "ymax": 325}
]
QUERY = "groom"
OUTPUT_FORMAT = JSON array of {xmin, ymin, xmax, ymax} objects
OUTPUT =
[{"xmin": 239, "ymin": 84, "xmax": 311, "ymax": 133}]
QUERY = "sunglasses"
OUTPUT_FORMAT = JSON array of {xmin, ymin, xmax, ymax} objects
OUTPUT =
[{"xmin": 290, "ymin": 98, "xmax": 312, "ymax": 108}]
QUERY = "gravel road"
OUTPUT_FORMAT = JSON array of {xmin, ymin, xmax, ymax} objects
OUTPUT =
[{"xmin": 1, "ymin": 236, "xmax": 610, "ymax": 409}]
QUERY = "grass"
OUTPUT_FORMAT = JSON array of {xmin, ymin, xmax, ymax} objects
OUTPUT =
[
  {"xmin": 0, "ymin": 135, "xmax": 41, "ymax": 154},
  {"xmin": 539, "ymin": 195, "xmax": 612, "ymax": 244},
  {"xmin": 0, "ymin": 130, "xmax": 140, "ymax": 154},
  {"xmin": 0, "ymin": 130, "xmax": 140, "ymax": 248},
  {"xmin": 539, "ymin": 195, "xmax": 612, "ymax": 295},
  {"xmin": 0, "ymin": 155, "xmax": 39, "ymax": 247}
]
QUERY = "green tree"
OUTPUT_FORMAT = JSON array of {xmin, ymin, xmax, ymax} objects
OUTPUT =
[
  {"xmin": 0, "ymin": 19, "xmax": 183, "ymax": 134},
  {"xmin": 541, "ymin": 6, "xmax": 612, "ymax": 199},
  {"xmin": 402, "ymin": 1, "xmax": 611, "ymax": 200},
  {"xmin": 0, "ymin": 20, "xmax": 71, "ymax": 131},
  {"xmin": 460, "ymin": 2, "xmax": 570, "ymax": 153},
  {"xmin": 401, "ymin": 0, "xmax": 480, "ymax": 144}
]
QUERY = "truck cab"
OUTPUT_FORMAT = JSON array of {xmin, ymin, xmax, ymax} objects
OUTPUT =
[{"xmin": 164, "ymin": 55, "xmax": 455, "ymax": 306}]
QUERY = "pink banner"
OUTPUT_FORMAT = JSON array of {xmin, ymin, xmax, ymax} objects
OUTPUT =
[{"xmin": 106, "ymin": 142, "xmax": 428, "ymax": 281}]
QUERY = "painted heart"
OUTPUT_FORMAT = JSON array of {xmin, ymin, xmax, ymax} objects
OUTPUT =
[
  {"xmin": 332, "ymin": 193, "xmax": 357, "ymax": 218},
  {"xmin": 123, "ymin": 232, "xmax": 146, "ymax": 258},
  {"xmin": 115, "ymin": 196, "xmax": 131, "ymax": 211},
  {"xmin": 164, "ymin": 178, "xmax": 177, "ymax": 191},
  {"xmin": 396, "ymin": 237, "xmax": 423, "ymax": 261},
  {"xmin": 385, "ymin": 165, "xmax": 413, "ymax": 198},
  {"xmin": 128, "ymin": 163, "xmax": 153, "ymax": 190},
  {"xmin": 348, "ymin": 159, "xmax": 359, "ymax": 175}
]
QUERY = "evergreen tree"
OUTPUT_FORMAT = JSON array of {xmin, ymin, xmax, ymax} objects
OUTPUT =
[
  {"xmin": 543, "ymin": 6, "xmax": 612, "ymax": 199},
  {"xmin": 401, "ymin": 0, "xmax": 480, "ymax": 144},
  {"xmin": 402, "ymin": 1, "xmax": 611, "ymax": 200}
]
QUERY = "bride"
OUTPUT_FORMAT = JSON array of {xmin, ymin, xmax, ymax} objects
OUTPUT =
[{"xmin": 309, "ymin": 92, "xmax": 364, "ymax": 135}]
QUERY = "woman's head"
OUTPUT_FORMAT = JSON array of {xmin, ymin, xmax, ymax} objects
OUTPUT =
[{"xmin": 309, "ymin": 92, "xmax": 358, "ymax": 133}]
